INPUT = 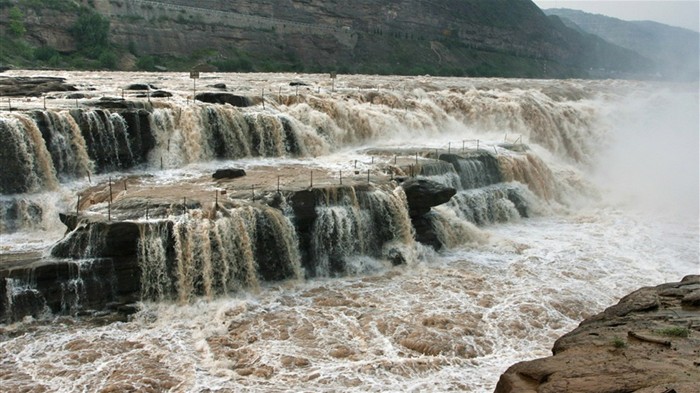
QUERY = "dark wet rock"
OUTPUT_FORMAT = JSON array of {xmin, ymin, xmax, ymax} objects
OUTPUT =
[
  {"xmin": 210, "ymin": 83, "xmax": 227, "ymax": 89},
  {"xmin": 495, "ymin": 276, "xmax": 700, "ymax": 393},
  {"xmin": 195, "ymin": 92, "xmax": 252, "ymax": 107},
  {"xmin": 150, "ymin": 90, "xmax": 172, "ymax": 98},
  {"xmin": 213, "ymin": 168, "xmax": 247, "ymax": 180},
  {"xmin": 65, "ymin": 93, "xmax": 86, "ymax": 99},
  {"xmin": 0, "ymin": 76, "xmax": 77, "ymax": 97},
  {"xmin": 125, "ymin": 83, "xmax": 158, "ymax": 90},
  {"xmin": 401, "ymin": 178, "xmax": 456, "ymax": 217},
  {"xmin": 290, "ymin": 81, "xmax": 310, "ymax": 86}
]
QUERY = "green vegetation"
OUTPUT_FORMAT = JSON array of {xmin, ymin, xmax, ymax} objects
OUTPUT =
[
  {"xmin": 611, "ymin": 337, "xmax": 627, "ymax": 348},
  {"xmin": 656, "ymin": 327, "xmax": 691, "ymax": 338},
  {"xmin": 8, "ymin": 6, "xmax": 26, "ymax": 37}
]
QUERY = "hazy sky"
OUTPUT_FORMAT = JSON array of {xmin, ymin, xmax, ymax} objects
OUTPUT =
[{"xmin": 532, "ymin": 0, "xmax": 700, "ymax": 31}]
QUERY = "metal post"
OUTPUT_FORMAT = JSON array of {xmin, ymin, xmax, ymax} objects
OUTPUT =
[
  {"xmin": 124, "ymin": 180, "xmax": 127, "ymax": 191},
  {"xmin": 493, "ymin": 146, "xmax": 498, "ymax": 155},
  {"xmin": 310, "ymin": 170, "xmax": 313, "ymax": 188},
  {"xmin": 76, "ymin": 195, "xmax": 80, "ymax": 217},
  {"xmin": 354, "ymin": 160, "xmax": 357, "ymax": 169},
  {"xmin": 340, "ymin": 170, "xmax": 343, "ymax": 185},
  {"xmin": 215, "ymin": 190, "xmax": 218, "ymax": 207},
  {"xmin": 278, "ymin": 86, "xmax": 282, "ymax": 101},
  {"xmin": 108, "ymin": 200, "xmax": 111, "ymax": 222},
  {"xmin": 367, "ymin": 169, "xmax": 370, "ymax": 183},
  {"xmin": 109, "ymin": 177, "xmax": 113, "ymax": 204},
  {"xmin": 146, "ymin": 201, "xmax": 149, "ymax": 220},
  {"xmin": 415, "ymin": 152, "xmax": 418, "ymax": 165},
  {"xmin": 167, "ymin": 139, "xmax": 171, "ymax": 152},
  {"xmin": 86, "ymin": 171, "xmax": 91, "ymax": 183},
  {"xmin": 394, "ymin": 155, "xmax": 397, "ymax": 165},
  {"xmin": 371, "ymin": 156, "xmax": 374, "ymax": 164}
]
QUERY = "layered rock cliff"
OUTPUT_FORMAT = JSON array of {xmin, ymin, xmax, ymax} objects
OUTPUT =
[{"xmin": 0, "ymin": 0, "xmax": 651, "ymax": 78}]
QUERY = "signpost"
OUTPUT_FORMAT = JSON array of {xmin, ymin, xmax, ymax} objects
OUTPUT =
[
  {"xmin": 190, "ymin": 71, "xmax": 200, "ymax": 102},
  {"xmin": 330, "ymin": 72, "xmax": 337, "ymax": 92}
]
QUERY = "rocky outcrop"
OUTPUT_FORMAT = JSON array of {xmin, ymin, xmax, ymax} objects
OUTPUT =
[
  {"xmin": 195, "ymin": 93, "xmax": 252, "ymax": 107},
  {"xmin": 495, "ymin": 275, "xmax": 700, "ymax": 393},
  {"xmin": 401, "ymin": 178, "xmax": 456, "ymax": 217},
  {"xmin": 0, "ymin": 76, "xmax": 77, "ymax": 97},
  {"xmin": 400, "ymin": 178, "xmax": 456, "ymax": 250}
]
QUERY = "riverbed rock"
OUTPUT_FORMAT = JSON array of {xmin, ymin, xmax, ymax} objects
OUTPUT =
[
  {"xmin": 0, "ymin": 76, "xmax": 77, "ymax": 97},
  {"xmin": 213, "ymin": 168, "xmax": 247, "ymax": 180},
  {"xmin": 195, "ymin": 92, "xmax": 252, "ymax": 107},
  {"xmin": 494, "ymin": 275, "xmax": 700, "ymax": 393}
]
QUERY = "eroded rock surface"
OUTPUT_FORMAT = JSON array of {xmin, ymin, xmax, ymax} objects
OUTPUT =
[{"xmin": 495, "ymin": 275, "xmax": 700, "ymax": 393}]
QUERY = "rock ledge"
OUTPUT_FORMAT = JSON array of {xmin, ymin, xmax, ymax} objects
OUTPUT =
[{"xmin": 495, "ymin": 275, "xmax": 700, "ymax": 393}]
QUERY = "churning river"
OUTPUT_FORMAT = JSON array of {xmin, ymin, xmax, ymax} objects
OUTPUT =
[{"xmin": 0, "ymin": 71, "xmax": 698, "ymax": 392}]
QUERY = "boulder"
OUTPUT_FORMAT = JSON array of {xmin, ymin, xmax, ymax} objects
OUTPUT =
[
  {"xmin": 125, "ymin": 83, "xmax": 158, "ymax": 90},
  {"xmin": 401, "ymin": 178, "xmax": 456, "ymax": 217},
  {"xmin": 495, "ymin": 275, "xmax": 700, "ymax": 393},
  {"xmin": 195, "ymin": 92, "xmax": 251, "ymax": 107},
  {"xmin": 213, "ymin": 168, "xmax": 247, "ymax": 180},
  {"xmin": 149, "ymin": 90, "xmax": 173, "ymax": 98}
]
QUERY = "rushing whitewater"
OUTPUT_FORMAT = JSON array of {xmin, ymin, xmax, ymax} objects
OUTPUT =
[{"xmin": 0, "ymin": 71, "xmax": 698, "ymax": 392}]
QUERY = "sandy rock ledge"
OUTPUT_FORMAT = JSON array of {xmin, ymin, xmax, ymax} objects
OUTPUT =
[{"xmin": 495, "ymin": 275, "xmax": 700, "ymax": 393}]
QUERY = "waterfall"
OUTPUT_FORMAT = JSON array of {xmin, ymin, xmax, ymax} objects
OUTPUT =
[
  {"xmin": 30, "ymin": 110, "xmax": 92, "ymax": 180},
  {"xmin": 72, "ymin": 109, "xmax": 135, "ymax": 172},
  {"xmin": 0, "ymin": 197, "xmax": 43, "ymax": 233},
  {"xmin": 310, "ymin": 185, "xmax": 415, "ymax": 277},
  {"xmin": 0, "ymin": 113, "xmax": 59, "ymax": 194},
  {"xmin": 148, "ymin": 105, "xmax": 324, "ymax": 167},
  {"xmin": 445, "ymin": 184, "xmax": 533, "ymax": 226},
  {"xmin": 138, "ymin": 205, "xmax": 302, "ymax": 303}
]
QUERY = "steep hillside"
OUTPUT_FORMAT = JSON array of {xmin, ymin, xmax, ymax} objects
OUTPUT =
[
  {"xmin": 545, "ymin": 8, "xmax": 699, "ymax": 81},
  {"xmin": 0, "ymin": 0, "xmax": 652, "ymax": 78}
]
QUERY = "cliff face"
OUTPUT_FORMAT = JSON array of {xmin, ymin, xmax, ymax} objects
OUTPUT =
[
  {"xmin": 495, "ymin": 275, "xmax": 700, "ymax": 393},
  {"xmin": 1, "ymin": 0, "xmax": 651, "ymax": 77}
]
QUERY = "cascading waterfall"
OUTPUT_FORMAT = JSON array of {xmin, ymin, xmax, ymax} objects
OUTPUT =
[
  {"xmin": 73, "ymin": 109, "xmax": 134, "ymax": 172},
  {"xmin": 446, "ymin": 184, "xmax": 532, "ymax": 226},
  {"xmin": 310, "ymin": 185, "xmax": 415, "ymax": 277},
  {"xmin": 0, "ymin": 197, "xmax": 43, "ymax": 233},
  {"xmin": 29, "ymin": 110, "xmax": 92, "ymax": 180},
  {"xmin": 138, "ymin": 205, "xmax": 302, "ymax": 303},
  {"xmin": 148, "ymin": 104, "xmax": 325, "ymax": 168},
  {"xmin": 0, "ymin": 113, "xmax": 59, "ymax": 194}
]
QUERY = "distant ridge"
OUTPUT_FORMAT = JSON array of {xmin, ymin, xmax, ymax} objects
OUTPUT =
[{"xmin": 544, "ymin": 8, "xmax": 700, "ymax": 81}]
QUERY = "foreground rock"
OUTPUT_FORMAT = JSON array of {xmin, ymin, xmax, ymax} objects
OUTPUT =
[{"xmin": 495, "ymin": 275, "xmax": 700, "ymax": 393}]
